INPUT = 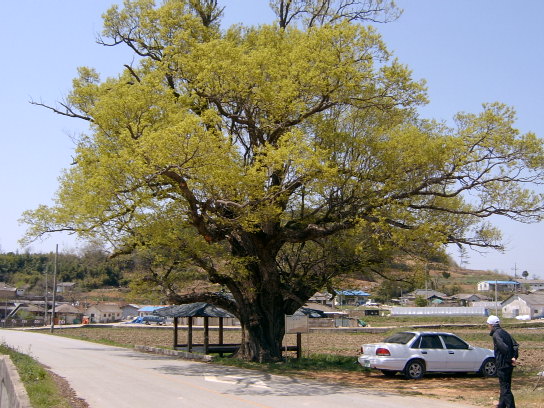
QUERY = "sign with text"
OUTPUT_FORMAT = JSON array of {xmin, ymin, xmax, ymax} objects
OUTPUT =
[{"xmin": 285, "ymin": 315, "xmax": 309, "ymax": 334}]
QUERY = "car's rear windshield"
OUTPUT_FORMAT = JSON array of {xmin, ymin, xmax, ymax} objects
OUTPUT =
[{"xmin": 383, "ymin": 332, "xmax": 415, "ymax": 344}]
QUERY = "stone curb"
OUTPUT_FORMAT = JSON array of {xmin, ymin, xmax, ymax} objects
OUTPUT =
[
  {"xmin": 0, "ymin": 355, "xmax": 32, "ymax": 408},
  {"xmin": 134, "ymin": 345, "xmax": 213, "ymax": 361}
]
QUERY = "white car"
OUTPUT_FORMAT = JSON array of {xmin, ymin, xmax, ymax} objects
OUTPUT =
[{"xmin": 358, "ymin": 331, "xmax": 496, "ymax": 379}]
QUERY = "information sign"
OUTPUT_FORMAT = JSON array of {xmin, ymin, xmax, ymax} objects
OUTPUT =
[{"xmin": 285, "ymin": 315, "xmax": 309, "ymax": 334}]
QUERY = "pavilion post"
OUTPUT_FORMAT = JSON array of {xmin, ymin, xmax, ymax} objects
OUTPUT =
[
  {"xmin": 204, "ymin": 316, "xmax": 209, "ymax": 354},
  {"xmin": 188, "ymin": 317, "xmax": 193, "ymax": 352},
  {"xmin": 219, "ymin": 318, "xmax": 224, "ymax": 345},
  {"xmin": 173, "ymin": 317, "xmax": 178, "ymax": 348}
]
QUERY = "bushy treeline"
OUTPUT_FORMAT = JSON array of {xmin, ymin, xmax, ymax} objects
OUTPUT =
[
  {"xmin": 0, "ymin": 246, "xmax": 457, "ymax": 300},
  {"xmin": 0, "ymin": 249, "xmax": 132, "ymax": 293}
]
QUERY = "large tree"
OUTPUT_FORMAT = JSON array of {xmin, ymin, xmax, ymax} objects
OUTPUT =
[{"xmin": 23, "ymin": 0, "xmax": 544, "ymax": 361}]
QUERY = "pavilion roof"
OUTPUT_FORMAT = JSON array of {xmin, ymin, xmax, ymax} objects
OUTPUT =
[{"xmin": 152, "ymin": 302, "xmax": 235, "ymax": 318}]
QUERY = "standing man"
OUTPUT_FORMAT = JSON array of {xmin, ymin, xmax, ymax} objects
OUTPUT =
[{"xmin": 487, "ymin": 315, "xmax": 518, "ymax": 408}]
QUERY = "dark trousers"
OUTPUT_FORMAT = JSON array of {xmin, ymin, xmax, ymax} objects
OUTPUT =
[{"xmin": 497, "ymin": 366, "xmax": 515, "ymax": 408}]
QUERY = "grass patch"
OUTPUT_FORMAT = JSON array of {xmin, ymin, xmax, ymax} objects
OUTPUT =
[
  {"xmin": 52, "ymin": 332, "xmax": 129, "ymax": 348},
  {"xmin": 0, "ymin": 343, "xmax": 72, "ymax": 408},
  {"xmin": 515, "ymin": 384, "xmax": 544, "ymax": 406}
]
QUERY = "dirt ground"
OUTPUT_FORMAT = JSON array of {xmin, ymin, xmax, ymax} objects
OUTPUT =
[
  {"xmin": 47, "ymin": 368, "xmax": 90, "ymax": 408},
  {"xmin": 52, "ymin": 325, "xmax": 544, "ymax": 407}
]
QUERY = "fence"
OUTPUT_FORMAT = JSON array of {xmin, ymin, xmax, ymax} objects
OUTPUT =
[
  {"xmin": 391, "ymin": 306, "xmax": 488, "ymax": 316},
  {"xmin": 1, "ymin": 319, "xmax": 45, "ymax": 328}
]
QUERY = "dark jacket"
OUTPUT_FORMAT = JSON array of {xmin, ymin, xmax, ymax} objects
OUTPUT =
[{"xmin": 490, "ymin": 325, "xmax": 518, "ymax": 369}]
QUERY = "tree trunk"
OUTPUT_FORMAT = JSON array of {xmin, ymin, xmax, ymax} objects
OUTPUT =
[
  {"xmin": 235, "ymin": 298, "xmax": 287, "ymax": 362},
  {"xmin": 227, "ymin": 236, "xmax": 294, "ymax": 361}
]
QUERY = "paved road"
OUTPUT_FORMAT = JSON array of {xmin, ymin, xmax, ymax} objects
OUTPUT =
[{"xmin": 0, "ymin": 329, "xmax": 478, "ymax": 408}]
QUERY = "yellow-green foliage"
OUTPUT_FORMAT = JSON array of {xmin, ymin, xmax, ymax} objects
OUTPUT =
[{"xmin": 21, "ymin": 0, "xmax": 544, "ymax": 290}]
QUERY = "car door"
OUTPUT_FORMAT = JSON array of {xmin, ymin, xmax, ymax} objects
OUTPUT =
[
  {"xmin": 413, "ymin": 334, "xmax": 449, "ymax": 371},
  {"xmin": 440, "ymin": 334, "xmax": 475, "ymax": 371}
]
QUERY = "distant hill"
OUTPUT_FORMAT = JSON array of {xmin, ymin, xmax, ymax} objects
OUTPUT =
[
  {"xmin": 439, "ymin": 267, "xmax": 513, "ymax": 289},
  {"xmin": 0, "ymin": 251, "xmax": 518, "ymax": 304},
  {"xmin": 333, "ymin": 265, "xmax": 516, "ymax": 303}
]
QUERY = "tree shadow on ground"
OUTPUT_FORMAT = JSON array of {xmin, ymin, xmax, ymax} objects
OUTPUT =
[{"xmin": 153, "ymin": 360, "xmax": 400, "ymax": 398}]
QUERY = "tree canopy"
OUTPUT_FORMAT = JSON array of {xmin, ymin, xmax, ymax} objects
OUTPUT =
[{"xmin": 23, "ymin": 0, "xmax": 544, "ymax": 361}]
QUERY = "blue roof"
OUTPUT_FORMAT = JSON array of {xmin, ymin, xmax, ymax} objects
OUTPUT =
[
  {"xmin": 484, "ymin": 281, "xmax": 520, "ymax": 285},
  {"xmin": 337, "ymin": 290, "xmax": 370, "ymax": 296},
  {"xmin": 138, "ymin": 306, "xmax": 167, "ymax": 312}
]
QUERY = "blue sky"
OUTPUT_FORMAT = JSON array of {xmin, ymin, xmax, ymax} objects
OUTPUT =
[{"xmin": 1, "ymin": 1, "xmax": 543, "ymax": 278}]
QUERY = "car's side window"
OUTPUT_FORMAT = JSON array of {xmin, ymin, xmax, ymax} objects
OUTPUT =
[
  {"xmin": 441, "ymin": 335, "xmax": 469, "ymax": 350},
  {"xmin": 411, "ymin": 336, "xmax": 421, "ymax": 348},
  {"xmin": 419, "ymin": 335, "xmax": 443, "ymax": 349}
]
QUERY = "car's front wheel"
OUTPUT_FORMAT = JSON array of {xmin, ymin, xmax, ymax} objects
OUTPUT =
[
  {"xmin": 479, "ymin": 357, "xmax": 497, "ymax": 377},
  {"xmin": 404, "ymin": 359, "xmax": 425, "ymax": 380}
]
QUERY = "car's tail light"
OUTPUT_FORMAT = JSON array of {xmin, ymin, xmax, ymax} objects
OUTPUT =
[
  {"xmin": 360, "ymin": 346, "xmax": 364, "ymax": 354},
  {"xmin": 376, "ymin": 347, "xmax": 391, "ymax": 356}
]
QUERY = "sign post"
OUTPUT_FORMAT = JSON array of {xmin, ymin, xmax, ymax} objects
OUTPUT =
[{"xmin": 285, "ymin": 315, "xmax": 309, "ymax": 359}]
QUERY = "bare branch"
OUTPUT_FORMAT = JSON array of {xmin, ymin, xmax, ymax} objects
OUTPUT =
[
  {"xmin": 30, "ymin": 99, "xmax": 92, "ymax": 122},
  {"xmin": 270, "ymin": 0, "xmax": 402, "ymax": 28}
]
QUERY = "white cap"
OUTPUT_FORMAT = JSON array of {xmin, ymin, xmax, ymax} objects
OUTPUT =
[{"xmin": 487, "ymin": 315, "xmax": 500, "ymax": 325}]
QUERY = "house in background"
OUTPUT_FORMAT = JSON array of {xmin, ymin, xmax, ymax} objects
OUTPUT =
[
  {"xmin": 14, "ymin": 303, "xmax": 45, "ymax": 320},
  {"xmin": 333, "ymin": 290, "xmax": 370, "ymax": 306},
  {"xmin": 402, "ymin": 289, "xmax": 448, "ymax": 305},
  {"xmin": 0, "ymin": 283, "xmax": 17, "ymax": 300},
  {"xmin": 519, "ymin": 279, "xmax": 544, "ymax": 292},
  {"xmin": 477, "ymin": 280, "xmax": 520, "ymax": 292},
  {"xmin": 56, "ymin": 282, "xmax": 76, "ymax": 294},
  {"xmin": 121, "ymin": 304, "xmax": 140, "ymax": 320},
  {"xmin": 502, "ymin": 293, "xmax": 544, "ymax": 320},
  {"xmin": 85, "ymin": 304, "xmax": 123, "ymax": 323},
  {"xmin": 452, "ymin": 293, "xmax": 490, "ymax": 306},
  {"xmin": 138, "ymin": 305, "xmax": 167, "ymax": 317},
  {"xmin": 308, "ymin": 292, "xmax": 333, "ymax": 306},
  {"xmin": 52, "ymin": 304, "xmax": 83, "ymax": 324}
]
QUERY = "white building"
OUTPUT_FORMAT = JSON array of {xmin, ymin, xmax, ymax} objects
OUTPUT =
[
  {"xmin": 502, "ymin": 293, "xmax": 544, "ymax": 319},
  {"xmin": 121, "ymin": 304, "xmax": 140, "ymax": 320},
  {"xmin": 477, "ymin": 280, "xmax": 520, "ymax": 292},
  {"xmin": 85, "ymin": 304, "xmax": 123, "ymax": 323},
  {"xmin": 519, "ymin": 279, "xmax": 544, "ymax": 292}
]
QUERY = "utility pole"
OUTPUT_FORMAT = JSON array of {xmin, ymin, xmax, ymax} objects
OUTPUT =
[
  {"xmin": 44, "ymin": 265, "xmax": 49, "ymax": 325},
  {"xmin": 425, "ymin": 263, "xmax": 429, "ymax": 305},
  {"xmin": 495, "ymin": 279, "xmax": 498, "ymax": 316},
  {"xmin": 50, "ymin": 245, "xmax": 58, "ymax": 333}
]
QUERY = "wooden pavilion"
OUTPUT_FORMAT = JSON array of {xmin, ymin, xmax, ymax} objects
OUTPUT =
[
  {"xmin": 154, "ymin": 303, "xmax": 325, "ymax": 357},
  {"xmin": 153, "ymin": 302, "xmax": 240, "ymax": 355}
]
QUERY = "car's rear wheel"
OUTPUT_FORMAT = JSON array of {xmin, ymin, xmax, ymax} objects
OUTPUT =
[
  {"xmin": 479, "ymin": 357, "xmax": 497, "ymax": 377},
  {"xmin": 381, "ymin": 370, "xmax": 397, "ymax": 377},
  {"xmin": 404, "ymin": 359, "xmax": 425, "ymax": 380}
]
